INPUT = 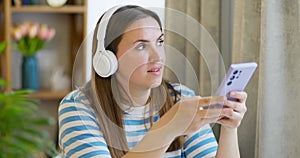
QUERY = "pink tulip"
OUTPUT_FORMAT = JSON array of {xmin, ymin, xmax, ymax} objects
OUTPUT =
[
  {"xmin": 11, "ymin": 21, "xmax": 56, "ymax": 56},
  {"xmin": 46, "ymin": 28, "xmax": 56, "ymax": 41},
  {"xmin": 38, "ymin": 24, "xmax": 49, "ymax": 40},
  {"xmin": 19, "ymin": 22, "xmax": 30, "ymax": 36},
  {"xmin": 29, "ymin": 23, "xmax": 39, "ymax": 38},
  {"xmin": 12, "ymin": 27, "xmax": 23, "ymax": 40}
]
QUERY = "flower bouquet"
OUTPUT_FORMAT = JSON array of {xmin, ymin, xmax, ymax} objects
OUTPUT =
[
  {"xmin": 12, "ymin": 21, "xmax": 56, "ymax": 90},
  {"xmin": 12, "ymin": 21, "xmax": 56, "ymax": 56}
]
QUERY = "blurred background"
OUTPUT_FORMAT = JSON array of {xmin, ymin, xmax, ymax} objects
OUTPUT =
[{"xmin": 1, "ymin": 0, "xmax": 299, "ymax": 157}]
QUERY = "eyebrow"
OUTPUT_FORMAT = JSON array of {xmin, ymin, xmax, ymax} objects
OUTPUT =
[{"xmin": 133, "ymin": 33, "xmax": 164, "ymax": 44}]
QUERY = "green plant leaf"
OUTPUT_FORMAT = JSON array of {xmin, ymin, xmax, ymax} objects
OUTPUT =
[
  {"xmin": 44, "ymin": 141, "xmax": 61, "ymax": 157},
  {"xmin": 31, "ymin": 117, "xmax": 55, "ymax": 125},
  {"xmin": 0, "ymin": 41, "xmax": 7, "ymax": 54},
  {"xmin": 14, "ymin": 36, "xmax": 47, "ymax": 56},
  {"xmin": 0, "ymin": 137, "xmax": 30, "ymax": 157},
  {"xmin": 20, "ymin": 127, "xmax": 48, "ymax": 138},
  {"xmin": 13, "ymin": 89, "xmax": 36, "ymax": 95},
  {"xmin": 0, "ymin": 78, "xmax": 56, "ymax": 157},
  {"xmin": 14, "ymin": 134, "xmax": 43, "ymax": 149},
  {"xmin": 0, "ymin": 78, "xmax": 8, "ymax": 87}
]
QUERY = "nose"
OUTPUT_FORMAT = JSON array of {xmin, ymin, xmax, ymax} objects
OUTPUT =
[{"xmin": 149, "ymin": 44, "xmax": 164, "ymax": 63}]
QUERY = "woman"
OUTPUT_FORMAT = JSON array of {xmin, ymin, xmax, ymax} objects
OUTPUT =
[{"xmin": 58, "ymin": 5, "xmax": 247, "ymax": 158}]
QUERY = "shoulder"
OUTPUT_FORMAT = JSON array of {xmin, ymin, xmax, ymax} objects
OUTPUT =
[
  {"xmin": 169, "ymin": 83, "xmax": 196, "ymax": 97},
  {"xmin": 58, "ymin": 90, "xmax": 110, "ymax": 157},
  {"xmin": 60, "ymin": 89, "xmax": 88, "ymax": 105},
  {"xmin": 58, "ymin": 89, "xmax": 96, "ymax": 120},
  {"xmin": 59, "ymin": 89, "xmax": 92, "ymax": 108},
  {"xmin": 58, "ymin": 89, "xmax": 100, "ymax": 144}
]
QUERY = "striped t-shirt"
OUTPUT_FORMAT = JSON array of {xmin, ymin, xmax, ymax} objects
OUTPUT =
[{"xmin": 58, "ymin": 84, "xmax": 218, "ymax": 157}]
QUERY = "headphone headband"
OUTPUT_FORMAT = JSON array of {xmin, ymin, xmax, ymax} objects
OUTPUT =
[
  {"xmin": 96, "ymin": 5, "xmax": 125, "ymax": 52},
  {"xmin": 93, "ymin": 5, "xmax": 125, "ymax": 78}
]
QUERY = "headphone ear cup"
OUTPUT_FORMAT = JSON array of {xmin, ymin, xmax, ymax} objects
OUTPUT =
[
  {"xmin": 93, "ymin": 50, "xmax": 118, "ymax": 77},
  {"xmin": 105, "ymin": 50, "xmax": 118, "ymax": 74}
]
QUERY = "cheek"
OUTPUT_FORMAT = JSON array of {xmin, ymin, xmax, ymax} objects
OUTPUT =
[{"xmin": 117, "ymin": 54, "xmax": 148, "ymax": 77}]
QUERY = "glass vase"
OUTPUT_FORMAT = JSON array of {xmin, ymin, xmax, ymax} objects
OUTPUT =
[{"xmin": 22, "ymin": 55, "xmax": 39, "ymax": 90}]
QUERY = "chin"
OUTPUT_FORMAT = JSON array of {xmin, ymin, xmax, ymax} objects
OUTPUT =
[{"xmin": 148, "ymin": 79, "xmax": 163, "ymax": 89}]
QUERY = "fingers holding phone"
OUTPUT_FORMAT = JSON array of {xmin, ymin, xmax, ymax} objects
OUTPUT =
[
  {"xmin": 217, "ymin": 91, "xmax": 248, "ymax": 129},
  {"xmin": 159, "ymin": 96, "xmax": 226, "ymax": 136},
  {"xmin": 212, "ymin": 62, "xmax": 256, "ymax": 129},
  {"xmin": 181, "ymin": 96, "xmax": 227, "ymax": 135},
  {"xmin": 224, "ymin": 91, "xmax": 247, "ymax": 112}
]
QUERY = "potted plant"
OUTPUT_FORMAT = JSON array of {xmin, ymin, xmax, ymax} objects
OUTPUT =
[{"xmin": 0, "ymin": 41, "xmax": 59, "ymax": 157}]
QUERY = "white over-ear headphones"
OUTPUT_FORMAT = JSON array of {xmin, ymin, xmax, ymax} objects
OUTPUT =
[{"xmin": 93, "ymin": 5, "xmax": 125, "ymax": 77}]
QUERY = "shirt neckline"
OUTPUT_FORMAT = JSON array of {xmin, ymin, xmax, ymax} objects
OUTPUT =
[{"xmin": 120, "ymin": 103, "xmax": 155, "ymax": 118}]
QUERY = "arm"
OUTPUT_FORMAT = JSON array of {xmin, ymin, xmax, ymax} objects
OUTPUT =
[
  {"xmin": 216, "ymin": 91, "xmax": 248, "ymax": 158},
  {"xmin": 216, "ymin": 127, "xmax": 240, "ymax": 158},
  {"xmin": 122, "ymin": 99, "xmax": 189, "ymax": 158},
  {"xmin": 59, "ymin": 90, "xmax": 226, "ymax": 157},
  {"xmin": 123, "ymin": 96, "xmax": 226, "ymax": 158},
  {"xmin": 59, "ymin": 91, "xmax": 186, "ymax": 158},
  {"xmin": 59, "ymin": 91, "xmax": 111, "ymax": 158}
]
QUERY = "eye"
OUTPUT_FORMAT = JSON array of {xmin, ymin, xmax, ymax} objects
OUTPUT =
[
  {"xmin": 157, "ymin": 39, "xmax": 164, "ymax": 46},
  {"xmin": 136, "ymin": 43, "xmax": 146, "ymax": 50}
]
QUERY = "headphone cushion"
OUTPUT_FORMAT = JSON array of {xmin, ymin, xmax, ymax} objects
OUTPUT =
[
  {"xmin": 105, "ymin": 50, "xmax": 118, "ymax": 74},
  {"xmin": 93, "ymin": 50, "xmax": 118, "ymax": 77}
]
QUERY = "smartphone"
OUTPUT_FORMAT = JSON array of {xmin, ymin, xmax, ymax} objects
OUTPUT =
[{"xmin": 214, "ymin": 62, "xmax": 258, "ymax": 101}]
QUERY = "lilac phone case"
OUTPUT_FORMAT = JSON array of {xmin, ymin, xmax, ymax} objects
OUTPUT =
[{"xmin": 214, "ymin": 62, "xmax": 257, "ymax": 101}]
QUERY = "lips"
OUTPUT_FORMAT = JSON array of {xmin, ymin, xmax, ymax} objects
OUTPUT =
[{"xmin": 147, "ymin": 66, "xmax": 162, "ymax": 73}]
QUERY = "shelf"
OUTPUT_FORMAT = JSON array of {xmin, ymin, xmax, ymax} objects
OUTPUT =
[
  {"xmin": 27, "ymin": 90, "xmax": 69, "ymax": 100},
  {"xmin": 11, "ymin": 5, "xmax": 86, "ymax": 13},
  {"xmin": 1, "ymin": 0, "xmax": 87, "ymax": 100}
]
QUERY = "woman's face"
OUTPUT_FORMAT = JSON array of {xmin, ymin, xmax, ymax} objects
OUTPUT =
[{"xmin": 116, "ymin": 17, "xmax": 165, "ymax": 91}]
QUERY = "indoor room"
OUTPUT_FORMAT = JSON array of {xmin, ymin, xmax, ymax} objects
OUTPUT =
[{"xmin": 0, "ymin": 0, "xmax": 299, "ymax": 158}]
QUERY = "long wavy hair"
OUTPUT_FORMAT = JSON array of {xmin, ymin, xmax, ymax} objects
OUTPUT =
[{"xmin": 89, "ymin": 5, "xmax": 184, "ymax": 157}]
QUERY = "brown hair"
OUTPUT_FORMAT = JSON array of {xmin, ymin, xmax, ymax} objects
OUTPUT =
[{"xmin": 90, "ymin": 5, "xmax": 184, "ymax": 157}]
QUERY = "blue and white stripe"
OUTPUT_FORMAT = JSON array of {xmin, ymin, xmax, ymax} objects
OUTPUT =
[{"xmin": 58, "ymin": 84, "xmax": 218, "ymax": 157}]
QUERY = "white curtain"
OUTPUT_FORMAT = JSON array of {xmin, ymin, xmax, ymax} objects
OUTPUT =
[
  {"xmin": 166, "ymin": 0, "xmax": 300, "ymax": 157},
  {"xmin": 164, "ymin": 0, "xmax": 221, "ymax": 96},
  {"xmin": 233, "ymin": 0, "xmax": 300, "ymax": 157}
]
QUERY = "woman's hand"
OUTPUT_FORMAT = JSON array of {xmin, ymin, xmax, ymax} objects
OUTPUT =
[
  {"xmin": 181, "ymin": 96, "xmax": 228, "ymax": 135},
  {"xmin": 217, "ymin": 91, "xmax": 248, "ymax": 129},
  {"xmin": 131, "ymin": 96, "xmax": 227, "ymax": 153},
  {"xmin": 153, "ymin": 96, "xmax": 227, "ymax": 137}
]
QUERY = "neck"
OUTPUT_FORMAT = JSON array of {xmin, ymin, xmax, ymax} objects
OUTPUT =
[
  {"xmin": 129, "ymin": 84, "xmax": 151, "ymax": 106},
  {"xmin": 113, "ymin": 76, "xmax": 151, "ymax": 106}
]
